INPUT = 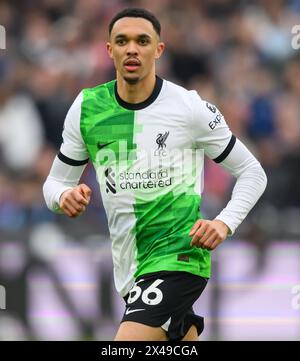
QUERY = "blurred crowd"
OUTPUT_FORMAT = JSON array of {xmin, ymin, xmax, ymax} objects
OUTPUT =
[{"xmin": 1, "ymin": 0, "xmax": 300, "ymax": 239}]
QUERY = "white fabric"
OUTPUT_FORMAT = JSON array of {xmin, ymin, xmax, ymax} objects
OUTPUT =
[
  {"xmin": 215, "ymin": 139, "xmax": 267, "ymax": 234},
  {"xmin": 43, "ymin": 156, "xmax": 86, "ymax": 212},
  {"xmin": 60, "ymin": 91, "xmax": 89, "ymax": 161},
  {"xmin": 43, "ymin": 139, "xmax": 267, "ymax": 233},
  {"xmin": 43, "ymin": 78, "xmax": 267, "ymax": 295}
]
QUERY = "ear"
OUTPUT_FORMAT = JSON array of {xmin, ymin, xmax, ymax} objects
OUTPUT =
[
  {"xmin": 106, "ymin": 42, "xmax": 113, "ymax": 59},
  {"xmin": 155, "ymin": 42, "xmax": 165, "ymax": 59}
]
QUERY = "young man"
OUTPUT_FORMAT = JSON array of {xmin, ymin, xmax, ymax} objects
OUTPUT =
[{"xmin": 43, "ymin": 8, "xmax": 267, "ymax": 341}]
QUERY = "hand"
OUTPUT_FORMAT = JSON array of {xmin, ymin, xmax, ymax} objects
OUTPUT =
[
  {"xmin": 59, "ymin": 184, "xmax": 92, "ymax": 218},
  {"xmin": 189, "ymin": 219, "xmax": 230, "ymax": 250}
]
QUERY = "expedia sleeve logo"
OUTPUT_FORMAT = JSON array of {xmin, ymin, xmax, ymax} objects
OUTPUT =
[
  {"xmin": 154, "ymin": 131, "xmax": 169, "ymax": 156},
  {"xmin": 206, "ymin": 102, "xmax": 216, "ymax": 113},
  {"xmin": 206, "ymin": 102, "xmax": 223, "ymax": 130},
  {"xmin": 208, "ymin": 112, "xmax": 223, "ymax": 130}
]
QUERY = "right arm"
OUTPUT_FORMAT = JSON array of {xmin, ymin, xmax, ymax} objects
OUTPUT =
[{"xmin": 43, "ymin": 92, "xmax": 92, "ymax": 217}]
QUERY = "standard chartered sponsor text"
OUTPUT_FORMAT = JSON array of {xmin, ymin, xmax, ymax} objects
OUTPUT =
[{"xmin": 119, "ymin": 168, "xmax": 172, "ymax": 189}]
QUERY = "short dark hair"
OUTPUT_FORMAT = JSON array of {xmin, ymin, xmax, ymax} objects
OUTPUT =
[{"xmin": 108, "ymin": 8, "xmax": 161, "ymax": 37}]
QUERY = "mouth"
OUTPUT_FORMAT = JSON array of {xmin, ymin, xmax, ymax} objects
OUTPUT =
[{"xmin": 123, "ymin": 58, "xmax": 141, "ymax": 72}]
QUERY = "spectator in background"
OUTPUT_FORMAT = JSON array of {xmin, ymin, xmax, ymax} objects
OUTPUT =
[{"xmin": 0, "ymin": 84, "xmax": 44, "ymax": 172}]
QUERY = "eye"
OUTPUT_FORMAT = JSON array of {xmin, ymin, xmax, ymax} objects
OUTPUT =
[
  {"xmin": 116, "ymin": 39, "xmax": 126, "ymax": 45},
  {"xmin": 139, "ymin": 38, "xmax": 149, "ymax": 45}
]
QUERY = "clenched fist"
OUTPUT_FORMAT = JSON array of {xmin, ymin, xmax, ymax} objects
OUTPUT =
[
  {"xmin": 59, "ymin": 184, "xmax": 92, "ymax": 218},
  {"xmin": 189, "ymin": 219, "xmax": 230, "ymax": 250}
]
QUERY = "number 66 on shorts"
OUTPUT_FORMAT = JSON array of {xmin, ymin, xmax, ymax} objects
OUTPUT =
[{"xmin": 127, "ymin": 279, "xmax": 165, "ymax": 305}]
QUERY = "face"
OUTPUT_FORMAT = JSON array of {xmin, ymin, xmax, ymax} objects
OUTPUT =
[{"xmin": 107, "ymin": 17, "xmax": 165, "ymax": 84}]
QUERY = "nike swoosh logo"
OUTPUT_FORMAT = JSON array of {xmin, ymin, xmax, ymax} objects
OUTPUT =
[
  {"xmin": 97, "ymin": 141, "xmax": 115, "ymax": 150},
  {"xmin": 125, "ymin": 308, "xmax": 145, "ymax": 315}
]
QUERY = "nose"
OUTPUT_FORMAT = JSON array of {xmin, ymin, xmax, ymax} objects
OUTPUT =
[{"xmin": 126, "ymin": 41, "xmax": 138, "ymax": 56}]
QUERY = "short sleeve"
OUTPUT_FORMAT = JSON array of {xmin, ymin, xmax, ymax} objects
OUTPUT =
[
  {"xmin": 59, "ymin": 92, "xmax": 89, "ymax": 165},
  {"xmin": 190, "ymin": 91, "xmax": 236, "ymax": 162}
]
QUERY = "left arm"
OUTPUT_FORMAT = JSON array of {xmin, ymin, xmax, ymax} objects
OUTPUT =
[
  {"xmin": 189, "ymin": 92, "xmax": 267, "ymax": 250},
  {"xmin": 190, "ymin": 138, "xmax": 267, "ymax": 249}
]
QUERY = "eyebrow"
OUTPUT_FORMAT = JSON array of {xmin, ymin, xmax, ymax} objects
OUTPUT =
[{"xmin": 114, "ymin": 33, "xmax": 152, "ymax": 40}]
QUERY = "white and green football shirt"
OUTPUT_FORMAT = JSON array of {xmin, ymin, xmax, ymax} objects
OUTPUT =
[{"xmin": 58, "ymin": 76, "xmax": 235, "ymax": 297}]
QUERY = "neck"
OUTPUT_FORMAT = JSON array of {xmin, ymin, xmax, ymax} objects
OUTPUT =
[{"xmin": 116, "ymin": 71, "xmax": 156, "ymax": 104}]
